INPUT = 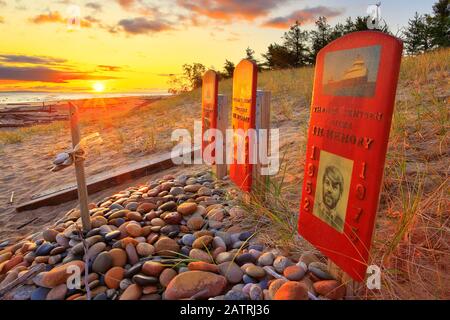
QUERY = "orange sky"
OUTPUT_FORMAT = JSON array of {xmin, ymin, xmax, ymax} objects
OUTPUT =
[{"xmin": 0, "ymin": 0, "xmax": 435, "ymax": 93}]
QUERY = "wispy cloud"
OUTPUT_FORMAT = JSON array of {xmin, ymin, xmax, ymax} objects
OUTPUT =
[
  {"xmin": 29, "ymin": 11, "xmax": 95, "ymax": 28},
  {"xmin": 86, "ymin": 2, "xmax": 102, "ymax": 12},
  {"xmin": 117, "ymin": 17, "xmax": 173, "ymax": 35},
  {"xmin": 0, "ymin": 65, "xmax": 118, "ymax": 83},
  {"xmin": 97, "ymin": 65, "xmax": 122, "ymax": 72},
  {"xmin": 178, "ymin": 0, "xmax": 289, "ymax": 22},
  {"xmin": 116, "ymin": 0, "xmax": 135, "ymax": 9},
  {"xmin": 262, "ymin": 6, "xmax": 344, "ymax": 29},
  {"xmin": 0, "ymin": 54, "xmax": 67, "ymax": 65}
]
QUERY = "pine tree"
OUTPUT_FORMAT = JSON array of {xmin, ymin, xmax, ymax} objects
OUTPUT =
[
  {"xmin": 262, "ymin": 43, "xmax": 298, "ymax": 69},
  {"xmin": 403, "ymin": 12, "xmax": 433, "ymax": 54},
  {"xmin": 222, "ymin": 60, "xmax": 235, "ymax": 79},
  {"xmin": 428, "ymin": 0, "xmax": 450, "ymax": 48},
  {"xmin": 309, "ymin": 16, "xmax": 333, "ymax": 62},
  {"xmin": 244, "ymin": 47, "xmax": 264, "ymax": 71},
  {"xmin": 282, "ymin": 20, "xmax": 309, "ymax": 67}
]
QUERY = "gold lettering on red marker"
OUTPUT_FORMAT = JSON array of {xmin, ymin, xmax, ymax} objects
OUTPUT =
[
  {"xmin": 307, "ymin": 163, "xmax": 315, "ymax": 177},
  {"xmin": 356, "ymin": 184, "xmax": 366, "ymax": 200},
  {"xmin": 353, "ymin": 207, "xmax": 363, "ymax": 223},
  {"xmin": 360, "ymin": 162, "xmax": 366, "ymax": 180},
  {"xmin": 363, "ymin": 137, "xmax": 374, "ymax": 149},
  {"xmin": 311, "ymin": 146, "xmax": 316, "ymax": 160},
  {"xmin": 305, "ymin": 181, "xmax": 312, "ymax": 194},
  {"xmin": 304, "ymin": 198, "xmax": 311, "ymax": 211}
]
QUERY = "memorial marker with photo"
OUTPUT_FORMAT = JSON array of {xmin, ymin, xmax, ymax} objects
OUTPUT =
[
  {"xmin": 229, "ymin": 59, "xmax": 257, "ymax": 192},
  {"xmin": 298, "ymin": 31, "xmax": 403, "ymax": 281}
]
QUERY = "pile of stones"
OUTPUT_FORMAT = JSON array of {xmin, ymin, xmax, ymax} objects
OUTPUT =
[{"xmin": 0, "ymin": 172, "xmax": 347, "ymax": 300}]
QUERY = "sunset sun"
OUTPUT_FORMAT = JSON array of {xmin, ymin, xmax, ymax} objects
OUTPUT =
[{"xmin": 92, "ymin": 82, "xmax": 105, "ymax": 93}]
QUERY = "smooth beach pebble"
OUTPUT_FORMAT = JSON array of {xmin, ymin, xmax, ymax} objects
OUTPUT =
[
  {"xmin": 142, "ymin": 261, "xmax": 165, "ymax": 277},
  {"xmin": 313, "ymin": 280, "xmax": 346, "ymax": 300},
  {"xmin": 164, "ymin": 271, "xmax": 227, "ymax": 300},
  {"xmin": 109, "ymin": 248, "xmax": 127, "ymax": 267},
  {"xmin": 245, "ymin": 265, "xmax": 266, "ymax": 279},
  {"xmin": 177, "ymin": 202, "xmax": 197, "ymax": 215},
  {"xmin": 92, "ymin": 252, "xmax": 113, "ymax": 274},
  {"xmin": 105, "ymin": 267, "xmax": 125, "ymax": 289},
  {"xmin": 159, "ymin": 268, "xmax": 178, "ymax": 287},
  {"xmin": 136, "ymin": 242, "xmax": 154, "ymax": 256},
  {"xmin": 119, "ymin": 284, "xmax": 142, "ymax": 300},
  {"xmin": 274, "ymin": 281, "xmax": 309, "ymax": 300},
  {"xmin": 283, "ymin": 265, "xmax": 306, "ymax": 281}
]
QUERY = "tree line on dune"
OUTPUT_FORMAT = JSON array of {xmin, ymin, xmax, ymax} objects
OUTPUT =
[{"xmin": 168, "ymin": 0, "xmax": 449, "ymax": 94}]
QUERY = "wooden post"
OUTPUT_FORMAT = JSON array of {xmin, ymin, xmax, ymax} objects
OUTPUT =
[
  {"xmin": 252, "ymin": 90, "xmax": 271, "ymax": 195},
  {"xmin": 214, "ymin": 94, "xmax": 228, "ymax": 180},
  {"xmin": 69, "ymin": 102, "xmax": 91, "ymax": 232},
  {"xmin": 327, "ymin": 260, "xmax": 361, "ymax": 299}
]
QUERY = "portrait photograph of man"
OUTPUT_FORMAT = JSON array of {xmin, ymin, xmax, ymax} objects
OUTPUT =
[{"xmin": 313, "ymin": 150, "xmax": 353, "ymax": 233}]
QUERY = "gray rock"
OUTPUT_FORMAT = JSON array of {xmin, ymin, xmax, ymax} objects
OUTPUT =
[
  {"xmin": 308, "ymin": 262, "xmax": 334, "ymax": 280},
  {"xmin": 249, "ymin": 284, "xmax": 263, "ymax": 300},
  {"xmin": 218, "ymin": 261, "xmax": 244, "ymax": 284},
  {"xmin": 181, "ymin": 234, "xmax": 195, "ymax": 246},
  {"xmin": 258, "ymin": 252, "xmax": 275, "ymax": 266},
  {"xmin": 35, "ymin": 242, "xmax": 54, "ymax": 256},
  {"xmin": 224, "ymin": 290, "xmax": 249, "ymax": 300},
  {"xmin": 31, "ymin": 287, "xmax": 50, "ymax": 300},
  {"xmin": 12, "ymin": 285, "xmax": 35, "ymax": 300},
  {"xmin": 125, "ymin": 202, "xmax": 139, "ymax": 211},
  {"xmin": 119, "ymin": 278, "xmax": 133, "ymax": 290},
  {"xmin": 273, "ymin": 256, "xmax": 293, "ymax": 273}
]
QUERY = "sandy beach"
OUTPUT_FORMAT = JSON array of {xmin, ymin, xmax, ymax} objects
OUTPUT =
[{"xmin": 0, "ymin": 96, "xmax": 209, "ymax": 242}]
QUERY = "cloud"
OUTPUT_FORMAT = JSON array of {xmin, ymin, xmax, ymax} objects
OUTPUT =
[
  {"xmin": 29, "ymin": 11, "xmax": 95, "ymax": 28},
  {"xmin": 118, "ymin": 17, "xmax": 173, "ymax": 35},
  {"xmin": 0, "ymin": 1, "xmax": 6, "ymax": 7},
  {"xmin": 178, "ymin": 0, "xmax": 289, "ymax": 22},
  {"xmin": 0, "ymin": 66, "xmax": 118, "ymax": 83},
  {"xmin": 97, "ymin": 65, "xmax": 122, "ymax": 72},
  {"xmin": 30, "ymin": 11, "xmax": 65, "ymax": 24},
  {"xmin": 117, "ymin": 0, "xmax": 135, "ymax": 9},
  {"xmin": 0, "ymin": 54, "xmax": 67, "ymax": 65},
  {"xmin": 262, "ymin": 6, "xmax": 344, "ymax": 29},
  {"xmin": 86, "ymin": 2, "xmax": 102, "ymax": 12}
]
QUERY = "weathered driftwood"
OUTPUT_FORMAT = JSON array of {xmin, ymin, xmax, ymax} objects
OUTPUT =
[
  {"xmin": 0, "ymin": 264, "xmax": 46, "ymax": 299},
  {"xmin": 16, "ymin": 147, "xmax": 199, "ymax": 212}
]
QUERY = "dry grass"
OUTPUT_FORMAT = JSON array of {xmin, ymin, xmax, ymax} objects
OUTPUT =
[{"xmin": 0, "ymin": 121, "xmax": 66, "ymax": 145}]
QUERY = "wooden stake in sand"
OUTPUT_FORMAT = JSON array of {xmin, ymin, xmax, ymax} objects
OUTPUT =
[
  {"xmin": 252, "ymin": 90, "xmax": 271, "ymax": 197},
  {"xmin": 69, "ymin": 102, "xmax": 91, "ymax": 232},
  {"xmin": 214, "ymin": 94, "xmax": 228, "ymax": 180}
]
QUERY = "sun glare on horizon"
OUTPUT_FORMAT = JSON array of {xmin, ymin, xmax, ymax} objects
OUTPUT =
[{"xmin": 92, "ymin": 82, "xmax": 105, "ymax": 93}]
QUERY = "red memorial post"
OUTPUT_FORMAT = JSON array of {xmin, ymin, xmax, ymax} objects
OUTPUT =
[
  {"xmin": 229, "ymin": 59, "xmax": 258, "ymax": 192},
  {"xmin": 201, "ymin": 70, "xmax": 228, "ymax": 179},
  {"xmin": 298, "ymin": 31, "xmax": 403, "ymax": 281},
  {"xmin": 201, "ymin": 70, "xmax": 219, "ymax": 154}
]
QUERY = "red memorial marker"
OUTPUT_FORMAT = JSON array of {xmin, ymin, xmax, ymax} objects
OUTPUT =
[
  {"xmin": 229, "ymin": 59, "xmax": 257, "ymax": 192},
  {"xmin": 201, "ymin": 70, "xmax": 219, "ymax": 154},
  {"xmin": 298, "ymin": 31, "xmax": 403, "ymax": 281}
]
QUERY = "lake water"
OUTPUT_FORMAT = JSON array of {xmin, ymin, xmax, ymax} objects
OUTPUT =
[{"xmin": 0, "ymin": 91, "xmax": 171, "ymax": 104}]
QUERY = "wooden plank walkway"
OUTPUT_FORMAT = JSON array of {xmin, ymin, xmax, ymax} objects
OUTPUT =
[{"xmin": 16, "ymin": 148, "xmax": 199, "ymax": 212}]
